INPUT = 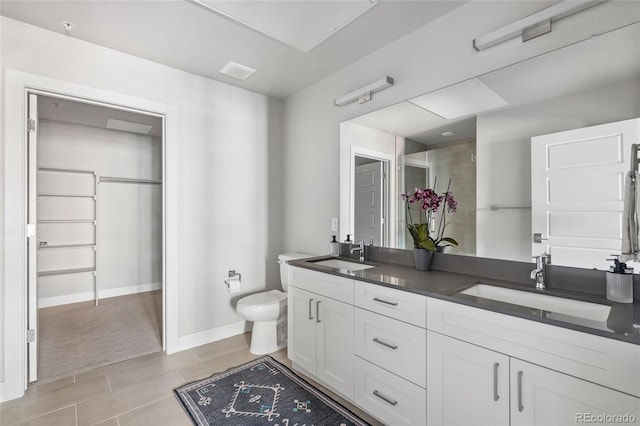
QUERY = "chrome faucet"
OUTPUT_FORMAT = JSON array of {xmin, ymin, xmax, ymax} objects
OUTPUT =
[
  {"xmin": 531, "ymin": 252, "xmax": 551, "ymax": 290},
  {"xmin": 350, "ymin": 240, "xmax": 365, "ymax": 261}
]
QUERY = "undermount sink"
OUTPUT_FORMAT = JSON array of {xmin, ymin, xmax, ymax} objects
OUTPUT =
[
  {"xmin": 311, "ymin": 258, "xmax": 375, "ymax": 272},
  {"xmin": 460, "ymin": 284, "xmax": 611, "ymax": 322}
]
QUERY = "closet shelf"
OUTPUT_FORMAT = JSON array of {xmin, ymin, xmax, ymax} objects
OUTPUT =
[
  {"xmin": 40, "ymin": 243, "xmax": 96, "ymax": 250},
  {"xmin": 99, "ymin": 176, "xmax": 161, "ymax": 185},
  {"xmin": 38, "ymin": 219, "xmax": 96, "ymax": 224},
  {"xmin": 38, "ymin": 193, "xmax": 96, "ymax": 198},
  {"xmin": 38, "ymin": 267, "xmax": 96, "ymax": 277},
  {"xmin": 38, "ymin": 167, "xmax": 96, "ymax": 175}
]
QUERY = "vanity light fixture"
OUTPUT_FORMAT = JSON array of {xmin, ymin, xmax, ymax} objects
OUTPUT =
[
  {"xmin": 472, "ymin": 0, "xmax": 605, "ymax": 51},
  {"xmin": 334, "ymin": 76, "xmax": 394, "ymax": 106}
]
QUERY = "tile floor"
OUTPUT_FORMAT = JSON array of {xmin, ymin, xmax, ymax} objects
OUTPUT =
[{"xmin": 0, "ymin": 333, "xmax": 382, "ymax": 425}]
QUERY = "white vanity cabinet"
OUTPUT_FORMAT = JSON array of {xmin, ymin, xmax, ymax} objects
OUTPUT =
[
  {"xmin": 427, "ymin": 331, "xmax": 509, "ymax": 426},
  {"xmin": 511, "ymin": 358, "xmax": 640, "ymax": 426},
  {"xmin": 427, "ymin": 297, "xmax": 640, "ymax": 426},
  {"xmin": 353, "ymin": 281, "xmax": 427, "ymax": 426},
  {"xmin": 287, "ymin": 267, "xmax": 354, "ymax": 400}
]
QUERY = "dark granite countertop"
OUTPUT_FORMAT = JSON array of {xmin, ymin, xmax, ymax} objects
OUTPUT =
[{"xmin": 288, "ymin": 256, "xmax": 640, "ymax": 346}]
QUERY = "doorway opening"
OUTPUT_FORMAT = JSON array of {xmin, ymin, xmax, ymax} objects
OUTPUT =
[
  {"xmin": 27, "ymin": 92, "xmax": 165, "ymax": 382},
  {"xmin": 353, "ymin": 155, "xmax": 390, "ymax": 247}
]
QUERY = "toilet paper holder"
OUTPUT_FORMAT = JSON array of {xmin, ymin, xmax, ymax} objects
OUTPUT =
[
  {"xmin": 227, "ymin": 270, "xmax": 241, "ymax": 280},
  {"xmin": 225, "ymin": 270, "xmax": 242, "ymax": 290}
]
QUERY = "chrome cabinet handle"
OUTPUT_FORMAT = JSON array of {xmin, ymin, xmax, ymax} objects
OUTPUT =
[
  {"xmin": 373, "ymin": 337, "xmax": 398, "ymax": 350},
  {"xmin": 316, "ymin": 300, "xmax": 321, "ymax": 323},
  {"xmin": 308, "ymin": 298, "xmax": 314, "ymax": 320},
  {"xmin": 373, "ymin": 390, "xmax": 398, "ymax": 406},
  {"xmin": 517, "ymin": 370, "xmax": 524, "ymax": 412},
  {"xmin": 493, "ymin": 362, "xmax": 500, "ymax": 401},
  {"xmin": 373, "ymin": 297, "xmax": 398, "ymax": 306}
]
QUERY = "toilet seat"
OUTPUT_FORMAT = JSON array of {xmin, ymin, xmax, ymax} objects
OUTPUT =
[{"xmin": 237, "ymin": 290, "xmax": 287, "ymax": 311}]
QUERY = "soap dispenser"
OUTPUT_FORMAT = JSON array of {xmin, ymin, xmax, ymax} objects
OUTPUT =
[
  {"xmin": 329, "ymin": 235, "xmax": 339, "ymax": 257},
  {"xmin": 606, "ymin": 255, "xmax": 634, "ymax": 303}
]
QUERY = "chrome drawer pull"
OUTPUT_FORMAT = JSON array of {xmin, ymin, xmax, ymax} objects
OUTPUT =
[
  {"xmin": 373, "ymin": 337, "xmax": 398, "ymax": 350},
  {"xmin": 373, "ymin": 390, "xmax": 398, "ymax": 406},
  {"xmin": 493, "ymin": 362, "xmax": 500, "ymax": 401},
  {"xmin": 517, "ymin": 370, "xmax": 524, "ymax": 412},
  {"xmin": 373, "ymin": 297, "xmax": 398, "ymax": 306},
  {"xmin": 316, "ymin": 300, "xmax": 321, "ymax": 323},
  {"xmin": 308, "ymin": 298, "xmax": 314, "ymax": 320}
]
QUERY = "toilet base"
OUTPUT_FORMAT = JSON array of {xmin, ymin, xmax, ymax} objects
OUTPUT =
[{"xmin": 249, "ymin": 318, "xmax": 287, "ymax": 355}]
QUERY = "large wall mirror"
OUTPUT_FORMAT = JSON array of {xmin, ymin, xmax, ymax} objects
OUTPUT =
[{"xmin": 340, "ymin": 22, "xmax": 640, "ymax": 270}]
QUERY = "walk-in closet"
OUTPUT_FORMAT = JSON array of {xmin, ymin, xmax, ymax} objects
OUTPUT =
[{"xmin": 32, "ymin": 95, "xmax": 164, "ymax": 381}]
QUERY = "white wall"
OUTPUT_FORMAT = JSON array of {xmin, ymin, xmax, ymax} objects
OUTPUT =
[
  {"xmin": 282, "ymin": 1, "xmax": 640, "ymax": 256},
  {"xmin": 37, "ymin": 120, "xmax": 162, "ymax": 306},
  {"xmin": 0, "ymin": 16, "xmax": 284, "ymax": 400},
  {"xmin": 476, "ymin": 76, "xmax": 640, "ymax": 261}
]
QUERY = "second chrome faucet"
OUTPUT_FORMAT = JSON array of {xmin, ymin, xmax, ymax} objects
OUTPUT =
[{"xmin": 531, "ymin": 252, "xmax": 551, "ymax": 290}]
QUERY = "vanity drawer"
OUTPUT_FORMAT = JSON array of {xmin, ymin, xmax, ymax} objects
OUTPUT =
[
  {"xmin": 427, "ymin": 296, "xmax": 640, "ymax": 397},
  {"xmin": 354, "ymin": 356, "xmax": 426, "ymax": 426},
  {"xmin": 354, "ymin": 281, "xmax": 426, "ymax": 327},
  {"xmin": 288, "ymin": 266, "xmax": 354, "ymax": 304},
  {"xmin": 354, "ymin": 307, "xmax": 426, "ymax": 387}
]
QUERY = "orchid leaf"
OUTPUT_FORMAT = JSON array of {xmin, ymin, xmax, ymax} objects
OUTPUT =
[{"xmin": 439, "ymin": 237, "xmax": 459, "ymax": 247}]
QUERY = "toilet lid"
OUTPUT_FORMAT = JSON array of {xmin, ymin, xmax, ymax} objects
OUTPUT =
[{"xmin": 237, "ymin": 290, "xmax": 287, "ymax": 308}]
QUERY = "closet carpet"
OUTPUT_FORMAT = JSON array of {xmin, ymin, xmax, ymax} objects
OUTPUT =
[{"xmin": 38, "ymin": 290, "xmax": 163, "ymax": 382}]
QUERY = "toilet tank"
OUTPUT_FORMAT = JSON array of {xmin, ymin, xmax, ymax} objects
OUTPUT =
[{"xmin": 278, "ymin": 253, "xmax": 309, "ymax": 292}]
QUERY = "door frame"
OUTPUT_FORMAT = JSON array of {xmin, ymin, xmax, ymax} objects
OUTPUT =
[
  {"xmin": 2, "ymin": 69, "xmax": 179, "ymax": 402},
  {"xmin": 349, "ymin": 146, "xmax": 395, "ymax": 248}
]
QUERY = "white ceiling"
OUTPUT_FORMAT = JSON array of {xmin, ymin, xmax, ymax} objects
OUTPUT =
[{"xmin": 0, "ymin": 0, "xmax": 466, "ymax": 99}]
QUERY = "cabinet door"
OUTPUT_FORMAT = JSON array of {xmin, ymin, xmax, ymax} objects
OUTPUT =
[
  {"xmin": 287, "ymin": 286, "xmax": 317, "ymax": 374},
  {"xmin": 427, "ymin": 331, "xmax": 509, "ymax": 426},
  {"xmin": 511, "ymin": 358, "xmax": 640, "ymax": 426},
  {"xmin": 316, "ymin": 296, "xmax": 354, "ymax": 399}
]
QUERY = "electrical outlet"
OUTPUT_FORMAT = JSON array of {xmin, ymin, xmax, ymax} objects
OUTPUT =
[{"xmin": 331, "ymin": 217, "xmax": 339, "ymax": 232}]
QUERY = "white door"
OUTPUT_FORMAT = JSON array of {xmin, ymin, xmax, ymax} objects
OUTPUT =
[
  {"xmin": 287, "ymin": 286, "xmax": 316, "ymax": 373},
  {"xmin": 511, "ymin": 358, "xmax": 640, "ymax": 426},
  {"xmin": 427, "ymin": 331, "xmax": 510, "ymax": 426},
  {"xmin": 316, "ymin": 296, "xmax": 354, "ymax": 399},
  {"xmin": 354, "ymin": 161, "xmax": 385, "ymax": 245},
  {"xmin": 27, "ymin": 93, "xmax": 39, "ymax": 382},
  {"xmin": 531, "ymin": 118, "xmax": 640, "ymax": 270}
]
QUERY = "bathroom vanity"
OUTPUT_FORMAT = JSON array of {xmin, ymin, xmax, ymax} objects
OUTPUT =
[{"xmin": 286, "ymin": 255, "xmax": 640, "ymax": 426}]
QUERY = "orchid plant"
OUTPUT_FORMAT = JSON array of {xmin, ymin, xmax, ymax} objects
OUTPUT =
[{"xmin": 401, "ymin": 178, "xmax": 458, "ymax": 251}]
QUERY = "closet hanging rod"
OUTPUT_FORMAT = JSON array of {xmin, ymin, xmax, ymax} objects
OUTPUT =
[{"xmin": 99, "ymin": 176, "xmax": 162, "ymax": 185}]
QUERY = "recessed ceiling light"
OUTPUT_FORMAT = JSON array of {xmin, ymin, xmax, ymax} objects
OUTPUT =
[
  {"xmin": 62, "ymin": 20, "xmax": 75, "ymax": 33},
  {"xmin": 442, "ymin": 131, "xmax": 456, "ymax": 137},
  {"xmin": 220, "ymin": 61, "xmax": 256, "ymax": 81}
]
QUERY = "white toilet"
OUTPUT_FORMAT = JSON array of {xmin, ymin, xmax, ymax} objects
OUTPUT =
[{"xmin": 236, "ymin": 253, "xmax": 307, "ymax": 355}]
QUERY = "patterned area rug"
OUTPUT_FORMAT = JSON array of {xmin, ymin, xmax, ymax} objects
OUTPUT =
[{"xmin": 174, "ymin": 356, "xmax": 370, "ymax": 426}]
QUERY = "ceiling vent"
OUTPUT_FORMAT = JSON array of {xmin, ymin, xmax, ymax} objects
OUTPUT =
[
  {"xmin": 106, "ymin": 119, "xmax": 152, "ymax": 135},
  {"xmin": 220, "ymin": 61, "xmax": 256, "ymax": 81}
]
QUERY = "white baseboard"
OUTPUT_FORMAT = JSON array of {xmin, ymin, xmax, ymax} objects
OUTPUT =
[
  {"xmin": 38, "ymin": 282, "xmax": 162, "ymax": 308},
  {"xmin": 177, "ymin": 320, "xmax": 252, "ymax": 352}
]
